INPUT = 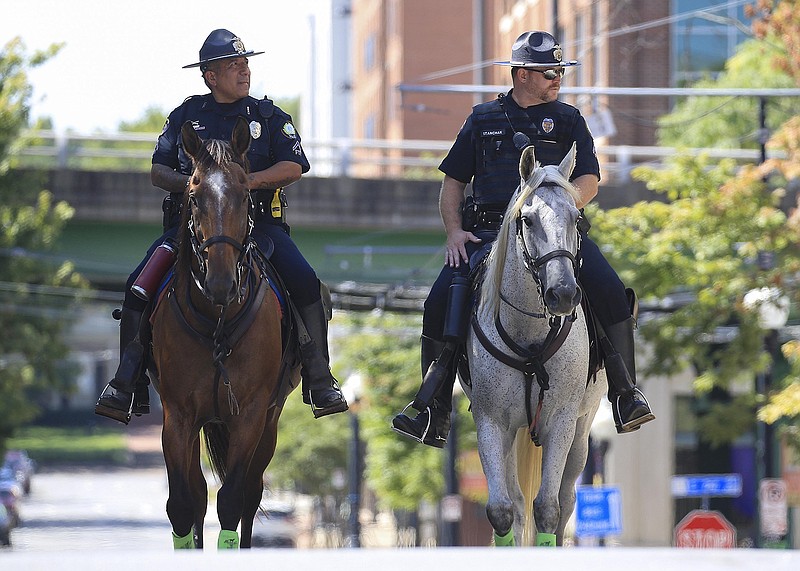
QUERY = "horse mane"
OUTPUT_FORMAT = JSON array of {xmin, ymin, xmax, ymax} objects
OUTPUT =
[{"xmin": 478, "ymin": 162, "xmax": 579, "ymax": 321}]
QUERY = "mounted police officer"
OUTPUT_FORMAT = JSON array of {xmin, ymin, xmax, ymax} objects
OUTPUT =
[
  {"xmin": 95, "ymin": 29, "xmax": 347, "ymax": 424},
  {"xmin": 392, "ymin": 31, "xmax": 654, "ymax": 447}
]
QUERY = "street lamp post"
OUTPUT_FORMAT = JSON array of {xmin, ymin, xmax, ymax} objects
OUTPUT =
[
  {"xmin": 743, "ymin": 286, "xmax": 789, "ymax": 547},
  {"xmin": 342, "ymin": 373, "xmax": 365, "ymax": 548}
]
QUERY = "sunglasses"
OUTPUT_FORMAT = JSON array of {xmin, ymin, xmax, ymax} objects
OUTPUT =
[{"xmin": 532, "ymin": 68, "xmax": 566, "ymax": 80}]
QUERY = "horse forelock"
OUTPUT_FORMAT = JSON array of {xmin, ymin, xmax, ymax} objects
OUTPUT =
[{"xmin": 478, "ymin": 163, "xmax": 578, "ymax": 321}]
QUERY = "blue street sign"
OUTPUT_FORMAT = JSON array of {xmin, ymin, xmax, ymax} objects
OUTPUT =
[
  {"xmin": 575, "ymin": 485, "xmax": 623, "ymax": 537},
  {"xmin": 671, "ymin": 474, "xmax": 743, "ymax": 498}
]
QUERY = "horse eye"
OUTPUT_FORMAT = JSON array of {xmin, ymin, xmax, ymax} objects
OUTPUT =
[{"xmin": 521, "ymin": 216, "xmax": 532, "ymax": 227}]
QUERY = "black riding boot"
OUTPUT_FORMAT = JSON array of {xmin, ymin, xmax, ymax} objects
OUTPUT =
[
  {"xmin": 392, "ymin": 335, "xmax": 454, "ymax": 448},
  {"xmin": 603, "ymin": 316, "xmax": 655, "ymax": 433},
  {"xmin": 298, "ymin": 299, "xmax": 348, "ymax": 418},
  {"xmin": 94, "ymin": 308, "xmax": 150, "ymax": 425}
]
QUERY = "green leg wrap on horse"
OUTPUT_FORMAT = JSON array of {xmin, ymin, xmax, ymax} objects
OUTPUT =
[
  {"xmin": 536, "ymin": 532, "xmax": 557, "ymax": 547},
  {"xmin": 218, "ymin": 529, "xmax": 239, "ymax": 549},
  {"xmin": 494, "ymin": 529, "xmax": 515, "ymax": 547},
  {"xmin": 172, "ymin": 530, "xmax": 195, "ymax": 549}
]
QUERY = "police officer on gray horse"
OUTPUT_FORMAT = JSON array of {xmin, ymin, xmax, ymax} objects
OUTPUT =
[
  {"xmin": 95, "ymin": 29, "xmax": 347, "ymax": 424},
  {"xmin": 392, "ymin": 31, "xmax": 654, "ymax": 448}
]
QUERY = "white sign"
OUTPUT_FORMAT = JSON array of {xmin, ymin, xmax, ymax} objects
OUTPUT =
[{"xmin": 759, "ymin": 478, "xmax": 788, "ymax": 537}]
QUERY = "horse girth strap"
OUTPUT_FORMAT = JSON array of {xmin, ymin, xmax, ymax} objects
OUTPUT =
[{"xmin": 470, "ymin": 310, "xmax": 574, "ymax": 445}]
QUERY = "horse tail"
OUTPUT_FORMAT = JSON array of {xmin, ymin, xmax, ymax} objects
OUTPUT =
[
  {"xmin": 515, "ymin": 427, "xmax": 542, "ymax": 546},
  {"xmin": 203, "ymin": 422, "xmax": 230, "ymax": 483}
]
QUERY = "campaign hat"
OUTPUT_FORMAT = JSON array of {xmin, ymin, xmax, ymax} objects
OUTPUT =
[
  {"xmin": 183, "ymin": 29, "xmax": 264, "ymax": 69},
  {"xmin": 494, "ymin": 31, "xmax": 578, "ymax": 68}
]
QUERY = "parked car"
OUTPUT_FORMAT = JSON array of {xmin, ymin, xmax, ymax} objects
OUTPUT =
[
  {"xmin": 250, "ymin": 501, "xmax": 297, "ymax": 548},
  {"xmin": 0, "ymin": 481, "xmax": 21, "ymax": 529},
  {"xmin": 0, "ymin": 504, "xmax": 11, "ymax": 547},
  {"xmin": 2, "ymin": 450, "xmax": 35, "ymax": 495}
]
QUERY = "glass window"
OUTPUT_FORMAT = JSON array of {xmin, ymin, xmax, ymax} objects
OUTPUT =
[{"xmin": 671, "ymin": 0, "xmax": 749, "ymax": 85}]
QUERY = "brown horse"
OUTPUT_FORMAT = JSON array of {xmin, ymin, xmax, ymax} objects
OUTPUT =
[{"xmin": 149, "ymin": 117, "xmax": 299, "ymax": 549}]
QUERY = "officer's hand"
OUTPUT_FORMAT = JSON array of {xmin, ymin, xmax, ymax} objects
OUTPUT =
[{"xmin": 445, "ymin": 230, "xmax": 481, "ymax": 268}]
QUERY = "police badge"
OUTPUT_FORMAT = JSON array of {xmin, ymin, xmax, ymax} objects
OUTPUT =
[
  {"xmin": 249, "ymin": 121, "xmax": 262, "ymax": 139},
  {"xmin": 542, "ymin": 118, "xmax": 555, "ymax": 134},
  {"xmin": 553, "ymin": 46, "xmax": 562, "ymax": 62},
  {"xmin": 232, "ymin": 37, "xmax": 245, "ymax": 54}
]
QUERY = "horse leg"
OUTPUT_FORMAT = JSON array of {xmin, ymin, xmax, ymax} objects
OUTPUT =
[
  {"xmin": 556, "ymin": 407, "xmax": 596, "ymax": 544},
  {"xmin": 240, "ymin": 416, "xmax": 280, "ymax": 548},
  {"xmin": 556, "ymin": 411, "xmax": 597, "ymax": 542},
  {"xmin": 534, "ymin": 418, "xmax": 577, "ymax": 546},
  {"xmin": 162, "ymin": 414, "xmax": 200, "ymax": 548},
  {"xmin": 475, "ymin": 412, "xmax": 518, "ymax": 545},
  {"xmin": 189, "ymin": 434, "xmax": 208, "ymax": 548},
  {"xmin": 215, "ymin": 412, "xmax": 267, "ymax": 549}
]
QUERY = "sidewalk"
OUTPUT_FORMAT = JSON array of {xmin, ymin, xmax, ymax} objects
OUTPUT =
[{"xmin": 125, "ymin": 423, "xmax": 163, "ymax": 466}]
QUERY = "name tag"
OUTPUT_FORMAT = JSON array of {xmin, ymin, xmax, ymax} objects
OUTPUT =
[{"xmin": 481, "ymin": 129, "xmax": 505, "ymax": 137}]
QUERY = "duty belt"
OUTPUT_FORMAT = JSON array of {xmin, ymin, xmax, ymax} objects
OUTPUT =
[{"xmin": 251, "ymin": 189, "xmax": 287, "ymax": 223}]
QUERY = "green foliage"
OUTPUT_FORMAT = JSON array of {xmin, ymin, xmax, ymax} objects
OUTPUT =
[
  {"xmin": 658, "ymin": 37, "xmax": 796, "ymax": 150},
  {"xmin": 0, "ymin": 38, "xmax": 87, "ymax": 451},
  {"xmin": 267, "ymin": 388, "xmax": 350, "ymax": 497},
  {"xmin": 589, "ymin": 151, "xmax": 800, "ymax": 444}
]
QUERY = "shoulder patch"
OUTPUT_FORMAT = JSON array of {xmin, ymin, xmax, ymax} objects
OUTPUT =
[{"xmin": 281, "ymin": 122, "xmax": 297, "ymax": 139}]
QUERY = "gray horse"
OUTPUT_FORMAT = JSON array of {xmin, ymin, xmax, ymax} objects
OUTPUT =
[{"xmin": 464, "ymin": 144, "xmax": 605, "ymax": 546}]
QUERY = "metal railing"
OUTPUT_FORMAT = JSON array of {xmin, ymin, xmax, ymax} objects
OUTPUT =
[{"xmin": 12, "ymin": 129, "xmax": 781, "ymax": 181}]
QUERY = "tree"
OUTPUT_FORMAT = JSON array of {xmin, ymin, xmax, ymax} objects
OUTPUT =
[
  {"xmin": 0, "ymin": 38, "xmax": 87, "ymax": 453},
  {"xmin": 589, "ymin": 2, "xmax": 800, "ymax": 450}
]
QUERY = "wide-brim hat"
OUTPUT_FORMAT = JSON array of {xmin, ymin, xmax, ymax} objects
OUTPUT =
[
  {"xmin": 183, "ymin": 29, "xmax": 264, "ymax": 69},
  {"xmin": 494, "ymin": 31, "xmax": 578, "ymax": 68}
]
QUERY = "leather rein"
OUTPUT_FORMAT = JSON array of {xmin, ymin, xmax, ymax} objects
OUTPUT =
[{"xmin": 471, "ymin": 212, "xmax": 580, "ymax": 445}]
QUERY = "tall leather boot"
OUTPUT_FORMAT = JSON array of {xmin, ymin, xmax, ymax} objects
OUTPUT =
[
  {"xmin": 298, "ymin": 299, "xmax": 348, "ymax": 418},
  {"xmin": 94, "ymin": 307, "xmax": 150, "ymax": 425},
  {"xmin": 391, "ymin": 335, "xmax": 454, "ymax": 449},
  {"xmin": 603, "ymin": 316, "xmax": 655, "ymax": 433}
]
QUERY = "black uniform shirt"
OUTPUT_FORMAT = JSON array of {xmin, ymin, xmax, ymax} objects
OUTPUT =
[
  {"xmin": 439, "ymin": 90, "xmax": 600, "ymax": 187},
  {"xmin": 152, "ymin": 93, "xmax": 310, "ymax": 176}
]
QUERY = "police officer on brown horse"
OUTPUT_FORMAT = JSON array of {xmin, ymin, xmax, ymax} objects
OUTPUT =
[{"xmin": 95, "ymin": 29, "xmax": 348, "ymax": 424}]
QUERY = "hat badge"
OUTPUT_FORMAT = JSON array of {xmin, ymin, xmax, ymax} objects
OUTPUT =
[
  {"xmin": 553, "ymin": 46, "xmax": 563, "ymax": 62},
  {"xmin": 232, "ymin": 38, "xmax": 245, "ymax": 54}
]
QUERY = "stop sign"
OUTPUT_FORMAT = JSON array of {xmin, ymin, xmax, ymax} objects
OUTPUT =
[{"xmin": 674, "ymin": 510, "xmax": 736, "ymax": 548}]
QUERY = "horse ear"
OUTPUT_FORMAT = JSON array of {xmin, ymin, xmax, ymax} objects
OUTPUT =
[
  {"xmin": 181, "ymin": 121, "xmax": 202, "ymax": 160},
  {"xmin": 231, "ymin": 117, "xmax": 252, "ymax": 158},
  {"xmin": 519, "ymin": 145, "xmax": 537, "ymax": 181},
  {"xmin": 559, "ymin": 143, "xmax": 577, "ymax": 179}
]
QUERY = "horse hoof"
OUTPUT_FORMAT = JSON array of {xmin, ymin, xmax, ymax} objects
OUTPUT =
[{"xmin": 218, "ymin": 530, "xmax": 239, "ymax": 549}]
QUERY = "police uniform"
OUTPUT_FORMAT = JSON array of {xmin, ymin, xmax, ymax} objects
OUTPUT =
[
  {"xmin": 394, "ymin": 30, "xmax": 652, "ymax": 447},
  {"xmin": 423, "ymin": 90, "xmax": 628, "ymax": 340},
  {"xmin": 97, "ymin": 28, "xmax": 347, "ymax": 425},
  {"xmin": 122, "ymin": 94, "xmax": 320, "ymax": 312}
]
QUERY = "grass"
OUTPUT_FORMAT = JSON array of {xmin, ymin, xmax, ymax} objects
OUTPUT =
[
  {"xmin": 57, "ymin": 222, "xmax": 447, "ymax": 289},
  {"xmin": 7, "ymin": 426, "xmax": 129, "ymax": 466}
]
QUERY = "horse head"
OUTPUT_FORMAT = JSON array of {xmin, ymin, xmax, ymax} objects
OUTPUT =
[
  {"xmin": 481, "ymin": 144, "xmax": 582, "ymax": 319},
  {"xmin": 181, "ymin": 117, "xmax": 252, "ymax": 307}
]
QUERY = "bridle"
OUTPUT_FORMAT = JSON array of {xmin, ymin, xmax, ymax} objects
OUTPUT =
[
  {"xmin": 186, "ymin": 189, "xmax": 255, "ymax": 305},
  {"xmin": 504, "ymin": 198, "xmax": 581, "ymax": 320}
]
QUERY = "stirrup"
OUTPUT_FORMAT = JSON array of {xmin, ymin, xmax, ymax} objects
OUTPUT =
[
  {"xmin": 613, "ymin": 389, "xmax": 655, "ymax": 434},
  {"xmin": 391, "ymin": 402, "xmax": 431, "ymax": 444},
  {"xmin": 309, "ymin": 389, "xmax": 348, "ymax": 419},
  {"xmin": 391, "ymin": 402, "xmax": 447, "ymax": 449},
  {"xmin": 94, "ymin": 383, "xmax": 134, "ymax": 425}
]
